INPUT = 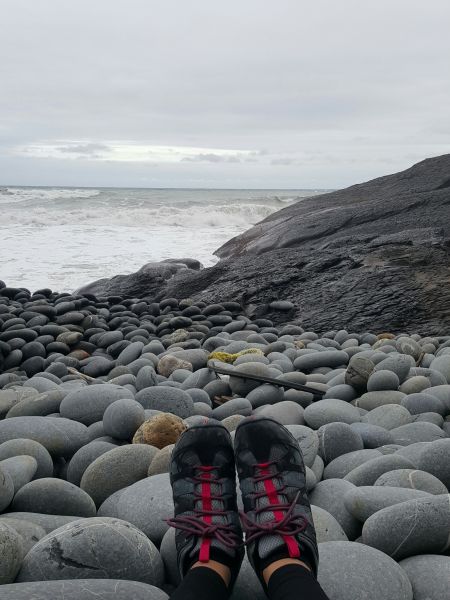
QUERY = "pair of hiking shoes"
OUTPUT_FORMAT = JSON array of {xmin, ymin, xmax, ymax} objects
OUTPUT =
[{"xmin": 167, "ymin": 416, "xmax": 319, "ymax": 590}]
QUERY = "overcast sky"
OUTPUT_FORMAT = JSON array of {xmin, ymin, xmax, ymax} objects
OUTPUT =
[{"xmin": 1, "ymin": 0, "xmax": 449, "ymax": 189}]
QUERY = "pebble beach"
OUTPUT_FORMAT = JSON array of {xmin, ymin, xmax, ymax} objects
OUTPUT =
[{"xmin": 0, "ymin": 281, "xmax": 449, "ymax": 600}]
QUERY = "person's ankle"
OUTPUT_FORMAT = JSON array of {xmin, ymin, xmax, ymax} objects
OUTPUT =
[
  {"xmin": 262, "ymin": 558, "xmax": 311, "ymax": 586},
  {"xmin": 191, "ymin": 560, "xmax": 231, "ymax": 587}
]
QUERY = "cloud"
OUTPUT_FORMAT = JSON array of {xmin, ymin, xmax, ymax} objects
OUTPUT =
[
  {"xmin": 270, "ymin": 158, "xmax": 296, "ymax": 166},
  {"xmin": 1, "ymin": 0, "xmax": 450, "ymax": 187},
  {"xmin": 13, "ymin": 142, "xmax": 253, "ymax": 165},
  {"xmin": 182, "ymin": 153, "xmax": 242, "ymax": 163}
]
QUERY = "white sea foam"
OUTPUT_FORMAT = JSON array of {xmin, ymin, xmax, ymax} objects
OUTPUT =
[
  {"xmin": 0, "ymin": 187, "xmax": 100, "ymax": 204},
  {"xmin": 0, "ymin": 186, "xmax": 325, "ymax": 292}
]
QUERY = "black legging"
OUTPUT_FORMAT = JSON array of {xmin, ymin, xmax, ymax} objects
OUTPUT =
[{"xmin": 170, "ymin": 564, "xmax": 330, "ymax": 600}]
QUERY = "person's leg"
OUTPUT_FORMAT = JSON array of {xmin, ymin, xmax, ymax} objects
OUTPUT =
[
  {"xmin": 170, "ymin": 562, "xmax": 230, "ymax": 600},
  {"xmin": 167, "ymin": 421, "xmax": 244, "ymax": 599},
  {"xmin": 234, "ymin": 416, "xmax": 330, "ymax": 600}
]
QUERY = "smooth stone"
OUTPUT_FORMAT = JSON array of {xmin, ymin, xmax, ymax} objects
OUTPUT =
[
  {"xmin": 395, "ymin": 442, "xmax": 431, "ymax": 467},
  {"xmin": 317, "ymin": 541, "xmax": 412, "ymax": 600},
  {"xmin": 0, "ymin": 579, "xmax": 168, "ymax": 599},
  {"xmin": 294, "ymin": 350, "xmax": 349, "ymax": 371},
  {"xmin": 317, "ymin": 422, "xmax": 364, "ymax": 464},
  {"xmin": 0, "ymin": 456, "xmax": 37, "ymax": 493},
  {"xmin": 398, "ymin": 376, "xmax": 431, "ymax": 395},
  {"xmin": 147, "ymin": 444, "xmax": 174, "ymax": 476},
  {"xmin": 135, "ymin": 387, "xmax": 194, "ymax": 419},
  {"xmin": 212, "ymin": 398, "xmax": 252, "ymax": 420},
  {"xmin": 311, "ymin": 454, "xmax": 324, "ymax": 482},
  {"xmin": 23, "ymin": 376, "xmax": 61, "ymax": 393},
  {"xmin": 6, "ymin": 390, "xmax": 65, "ymax": 418},
  {"xmin": 362, "ymin": 494, "xmax": 450, "ymax": 560},
  {"xmin": 355, "ymin": 390, "xmax": 406, "ymax": 410},
  {"xmin": 246, "ymin": 384, "xmax": 284, "ymax": 408},
  {"xmin": 0, "ymin": 522, "xmax": 23, "ymax": 584},
  {"xmin": 66, "ymin": 441, "xmax": 116, "ymax": 486},
  {"xmin": 132, "ymin": 413, "xmax": 187, "ymax": 449},
  {"xmin": 412, "ymin": 412, "xmax": 444, "ymax": 426},
  {"xmin": 184, "ymin": 388, "xmax": 211, "ymax": 405},
  {"xmin": 390, "ymin": 422, "xmax": 446, "ymax": 445},
  {"xmin": 374, "ymin": 354, "xmax": 413, "ymax": 383},
  {"xmin": 170, "ymin": 349, "xmax": 208, "ymax": 370},
  {"xmin": 429, "ymin": 355, "xmax": 450, "ymax": 383},
  {"xmin": 0, "ymin": 439, "xmax": 53, "ymax": 478},
  {"xmin": 0, "ymin": 464, "xmax": 14, "ymax": 511},
  {"xmin": 417, "ymin": 438, "xmax": 450, "ymax": 488},
  {"xmin": 228, "ymin": 363, "xmax": 273, "ymax": 396},
  {"xmin": 11, "ymin": 478, "xmax": 96, "ymax": 516},
  {"xmin": 0, "ymin": 512, "xmax": 80, "ymax": 534},
  {"xmin": 159, "ymin": 526, "xmax": 180, "ymax": 585},
  {"xmin": 309, "ymin": 479, "xmax": 361, "ymax": 540},
  {"xmin": 102, "ymin": 398, "xmax": 145, "ymax": 440},
  {"xmin": 323, "ymin": 384, "xmax": 357, "ymax": 402},
  {"xmin": 305, "ymin": 466, "xmax": 317, "ymax": 490},
  {"xmin": 116, "ymin": 341, "xmax": 144, "ymax": 365},
  {"xmin": 323, "ymin": 449, "xmax": 382, "ymax": 479},
  {"xmin": 344, "ymin": 454, "xmax": 415, "ymax": 486},
  {"xmin": 399, "ymin": 554, "xmax": 450, "ymax": 600},
  {"xmin": 401, "ymin": 392, "xmax": 446, "ymax": 416},
  {"xmin": 363, "ymin": 404, "xmax": 412, "ymax": 430},
  {"xmin": 374, "ymin": 468, "xmax": 448, "ymax": 495},
  {"xmin": 312, "ymin": 505, "xmax": 348, "ymax": 542},
  {"xmin": 60, "ymin": 384, "xmax": 134, "ymax": 425},
  {"xmin": 99, "ymin": 473, "xmax": 173, "ymax": 545},
  {"xmin": 157, "ymin": 354, "xmax": 193, "ymax": 377},
  {"xmin": 193, "ymin": 402, "xmax": 213, "ymax": 416},
  {"xmin": 180, "ymin": 368, "xmax": 216, "ymax": 390},
  {"xmin": 0, "ymin": 417, "xmax": 89, "ymax": 458},
  {"xmin": 344, "ymin": 355, "xmax": 375, "ymax": 390},
  {"xmin": 304, "ymin": 399, "xmax": 361, "ymax": 429},
  {"xmin": 258, "ymin": 401, "xmax": 305, "ymax": 425},
  {"xmin": 221, "ymin": 414, "xmax": 246, "ymax": 432},
  {"xmin": 0, "ymin": 518, "xmax": 46, "ymax": 554},
  {"xmin": 285, "ymin": 425, "xmax": 319, "ymax": 468},
  {"xmin": 424, "ymin": 384, "xmax": 450, "ymax": 413},
  {"xmin": 135, "ymin": 366, "xmax": 159, "ymax": 390},
  {"xmin": 344, "ymin": 485, "xmax": 431, "ymax": 521},
  {"xmin": 80, "ymin": 444, "xmax": 158, "ymax": 507},
  {"xmin": 350, "ymin": 423, "xmax": 394, "ymax": 448},
  {"xmin": 16, "ymin": 517, "xmax": 164, "ymax": 587},
  {"xmin": 366, "ymin": 370, "xmax": 400, "ymax": 392}
]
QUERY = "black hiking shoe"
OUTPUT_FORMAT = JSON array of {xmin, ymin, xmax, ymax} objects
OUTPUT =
[
  {"xmin": 234, "ymin": 416, "xmax": 319, "ymax": 584},
  {"xmin": 167, "ymin": 420, "xmax": 244, "ymax": 585}
]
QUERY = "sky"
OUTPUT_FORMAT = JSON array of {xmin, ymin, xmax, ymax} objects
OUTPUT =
[{"xmin": 0, "ymin": 0, "xmax": 449, "ymax": 189}]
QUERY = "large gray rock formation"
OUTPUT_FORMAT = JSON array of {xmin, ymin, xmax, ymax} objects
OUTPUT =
[{"xmin": 78, "ymin": 155, "xmax": 450, "ymax": 334}]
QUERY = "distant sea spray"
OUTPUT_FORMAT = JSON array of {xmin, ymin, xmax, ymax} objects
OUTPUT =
[{"xmin": 0, "ymin": 187, "xmax": 326, "ymax": 292}]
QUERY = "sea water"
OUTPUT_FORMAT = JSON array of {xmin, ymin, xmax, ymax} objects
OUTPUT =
[{"xmin": 0, "ymin": 187, "xmax": 325, "ymax": 293}]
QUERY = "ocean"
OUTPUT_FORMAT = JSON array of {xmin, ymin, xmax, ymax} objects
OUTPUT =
[{"xmin": 0, "ymin": 187, "xmax": 326, "ymax": 294}]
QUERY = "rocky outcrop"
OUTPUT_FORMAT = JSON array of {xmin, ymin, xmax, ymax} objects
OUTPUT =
[{"xmin": 78, "ymin": 155, "xmax": 450, "ymax": 334}]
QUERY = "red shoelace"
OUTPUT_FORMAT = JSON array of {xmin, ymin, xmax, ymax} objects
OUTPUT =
[
  {"xmin": 166, "ymin": 466, "xmax": 241, "ymax": 559},
  {"xmin": 239, "ymin": 460, "xmax": 308, "ymax": 557}
]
